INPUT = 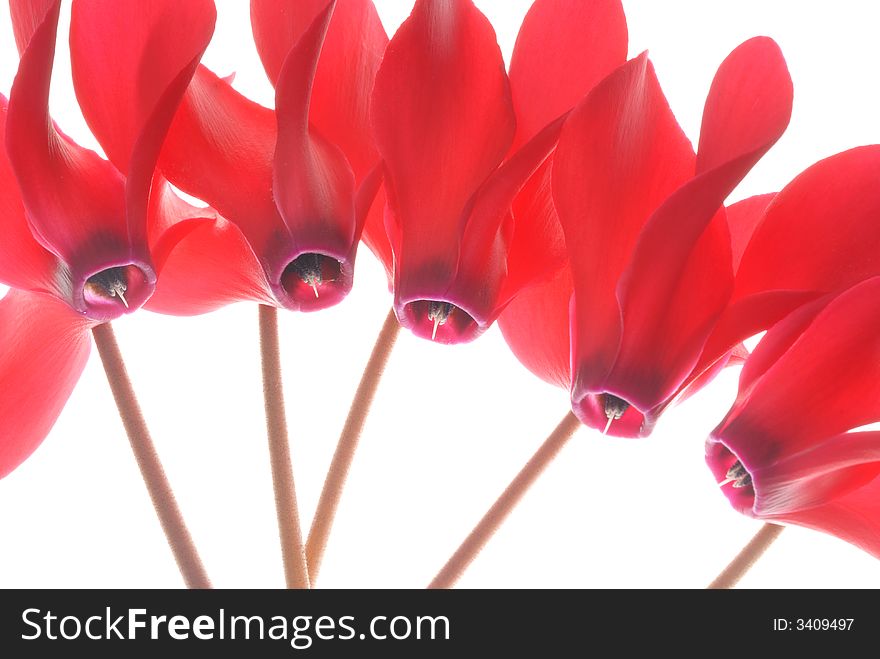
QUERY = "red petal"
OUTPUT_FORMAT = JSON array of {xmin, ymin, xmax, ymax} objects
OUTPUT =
[
  {"xmin": 504, "ymin": 160, "xmax": 566, "ymax": 296},
  {"xmin": 9, "ymin": 0, "xmax": 56, "ymax": 53},
  {"xmin": 371, "ymin": 0, "xmax": 516, "ymax": 291},
  {"xmin": 734, "ymin": 145, "xmax": 880, "ymax": 312},
  {"xmin": 505, "ymin": 0, "xmax": 627, "ymax": 296},
  {"xmin": 272, "ymin": 1, "xmax": 356, "ymax": 264},
  {"xmin": 146, "ymin": 184, "xmax": 274, "ymax": 315},
  {"xmin": 706, "ymin": 146, "xmax": 880, "ymax": 363},
  {"xmin": 610, "ymin": 38, "xmax": 791, "ymax": 410},
  {"xmin": 251, "ymin": 0, "xmax": 388, "ymax": 182},
  {"xmin": 6, "ymin": 4, "xmax": 133, "ymax": 274},
  {"xmin": 777, "ymin": 474, "xmax": 880, "ymax": 560},
  {"xmin": 725, "ymin": 193, "xmax": 775, "ymax": 273},
  {"xmin": 753, "ymin": 431, "xmax": 880, "ymax": 516},
  {"xmin": 360, "ymin": 184, "xmax": 393, "ymax": 281},
  {"xmin": 6, "ymin": 0, "xmax": 154, "ymax": 317},
  {"xmin": 456, "ymin": 115, "xmax": 567, "ymax": 324},
  {"xmin": 70, "ymin": 0, "xmax": 215, "ymax": 247},
  {"xmin": 160, "ymin": 66, "xmax": 282, "ymax": 259},
  {"xmin": 508, "ymin": 0, "xmax": 627, "ymax": 148},
  {"xmin": 70, "ymin": 0, "xmax": 216, "ymax": 175},
  {"xmin": 552, "ymin": 53, "xmax": 695, "ymax": 397},
  {"xmin": 715, "ymin": 277, "xmax": 880, "ymax": 471},
  {"xmin": 696, "ymin": 38, "xmax": 792, "ymax": 175},
  {"xmin": 498, "ymin": 265, "xmax": 573, "ymax": 389},
  {"xmin": 0, "ymin": 96, "xmax": 58, "ymax": 293},
  {"xmin": 0, "ymin": 290, "xmax": 92, "ymax": 478}
]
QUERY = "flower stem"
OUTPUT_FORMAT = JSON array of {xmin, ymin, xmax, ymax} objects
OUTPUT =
[
  {"xmin": 306, "ymin": 307, "xmax": 400, "ymax": 584},
  {"xmin": 259, "ymin": 305, "xmax": 310, "ymax": 588},
  {"xmin": 428, "ymin": 411, "xmax": 581, "ymax": 589},
  {"xmin": 707, "ymin": 523, "xmax": 784, "ymax": 589},
  {"xmin": 91, "ymin": 322, "xmax": 211, "ymax": 588}
]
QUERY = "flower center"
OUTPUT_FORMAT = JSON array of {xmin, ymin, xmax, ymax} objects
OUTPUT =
[
  {"xmin": 721, "ymin": 460, "xmax": 753, "ymax": 489},
  {"xmin": 427, "ymin": 301, "xmax": 454, "ymax": 341},
  {"xmin": 282, "ymin": 253, "xmax": 341, "ymax": 300},
  {"xmin": 85, "ymin": 267, "xmax": 130, "ymax": 308},
  {"xmin": 602, "ymin": 394, "xmax": 629, "ymax": 434}
]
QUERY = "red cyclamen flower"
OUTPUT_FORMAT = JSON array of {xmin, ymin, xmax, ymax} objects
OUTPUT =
[
  {"xmin": 0, "ymin": 0, "xmax": 216, "ymax": 477},
  {"xmin": 708, "ymin": 275, "xmax": 880, "ymax": 560},
  {"xmin": 370, "ymin": 0, "xmax": 627, "ymax": 343},
  {"xmin": 145, "ymin": 0, "xmax": 388, "ymax": 315},
  {"xmin": 499, "ymin": 37, "xmax": 793, "ymax": 437}
]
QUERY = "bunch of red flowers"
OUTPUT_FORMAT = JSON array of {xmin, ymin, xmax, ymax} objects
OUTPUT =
[{"xmin": 3, "ymin": 0, "xmax": 880, "ymax": 587}]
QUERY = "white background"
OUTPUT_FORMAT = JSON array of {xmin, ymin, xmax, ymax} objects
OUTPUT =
[{"xmin": 2, "ymin": 0, "xmax": 880, "ymax": 589}]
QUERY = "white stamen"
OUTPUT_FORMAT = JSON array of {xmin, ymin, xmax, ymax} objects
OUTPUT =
[
  {"xmin": 603, "ymin": 415, "xmax": 614, "ymax": 435},
  {"xmin": 718, "ymin": 477, "xmax": 736, "ymax": 488},
  {"xmin": 108, "ymin": 280, "xmax": 129, "ymax": 308},
  {"xmin": 432, "ymin": 315, "xmax": 441, "ymax": 341},
  {"xmin": 311, "ymin": 281, "xmax": 320, "ymax": 298}
]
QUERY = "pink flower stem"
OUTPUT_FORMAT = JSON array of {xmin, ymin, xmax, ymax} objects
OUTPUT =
[
  {"xmin": 306, "ymin": 308, "xmax": 400, "ymax": 584},
  {"xmin": 259, "ymin": 305, "xmax": 310, "ymax": 589},
  {"xmin": 428, "ymin": 411, "xmax": 581, "ymax": 589},
  {"xmin": 92, "ymin": 322, "xmax": 211, "ymax": 589},
  {"xmin": 707, "ymin": 523, "xmax": 784, "ymax": 589}
]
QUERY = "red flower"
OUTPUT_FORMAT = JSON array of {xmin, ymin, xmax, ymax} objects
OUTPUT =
[
  {"xmin": 701, "ymin": 145, "xmax": 880, "ymax": 365},
  {"xmin": 147, "ymin": 0, "xmax": 388, "ymax": 314},
  {"xmin": 0, "ymin": 0, "xmax": 215, "ymax": 477},
  {"xmin": 370, "ymin": 0, "xmax": 627, "ymax": 343},
  {"xmin": 707, "ymin": 276, "xmax": 880, "ymax": 560},
  {"xmin": 499, "ymin": 37, "xmax": 793, "ymax": 436}
]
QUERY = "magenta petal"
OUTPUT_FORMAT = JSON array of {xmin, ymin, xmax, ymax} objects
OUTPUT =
[{"xmin": 0, "ymin": 290, "xmax": 92, "ymax": 478}]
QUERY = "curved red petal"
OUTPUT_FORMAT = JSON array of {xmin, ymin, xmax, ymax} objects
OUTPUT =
[
  {"xmin": 272, "ymin": 1, "xmax": 357, "ymax": 274},
  {"xmin": 610, "ymin": 38, "xmax": 791, "ymax": 411},
  {"xmin": 0, "ymin": 289, "xmax": 92, "ymax": 478},
  {"xmin": 509, "ymin": 0, "xmax": 627, "ymax": 149},
  {"xmin": 706, "ymin": 146, "xmax": 880, "ymax": 363},
  {"xmin": 70, "ymin": 0, "xmax": 216, "ymax": 176},
  {"xmin": 752, "ymin": 431, "xmax": 880, "ymax": 516},
  {"xmin": 70, "ymin": 0, "xmax": 216, "ymax": 249},
  {"xmin": 611, "ymin": 208, "xmax": 732, "ymax": 411},
  {"xmin": 6, "ymin": 0, "xmax": 154, "ymax": 319},
  {"xmin": 456, "ymin": 115, "xmax": 567, "ymax": 325},
  {"xmin": 696, "ymin": 38, "xmax": 793, "ymax": 175},
  {"xmin": 372, "ymin": 0, "xmax": 516, "ymax": 290},
  {"xmin": 552, "ymin": 53, "xmax": 695, "ymax": 397},
  {"xmin": 734, "ymin": 145, "xmax": 880, "ymax": 307},
  {"xmin": 9, "ymin": 0, "xmax": 56, "ymax": 53},
  {"xmin": 775, "ymin": 475, "xmax": 880, "ymax": 560},
  {"xmin": 146, "ymin": 217, "xmax": 274, "ymax": 316},
  {"xmin": 252, "ymin": 0, "xmax": 387, "ymax": 182},
  {"xmin": 0, "ymin": 96, "xmax": 58, "ymax": 293},
  {"xmin": 160, "ymin": 66, "xmax": 282, "ymax": 258},
  {"xmin": 714, "ymin": 277, "xmax": 880, "ymax": 471},
  {"xmin": 725, "ymin": 193, "xmax": 775, "ymax": 273},
  {"xmin": 498, "ymin": 265, "xmax": 573, "ymax": 389},
  {"xmin": 359, "ymin": 179, "xmax": 393, "ymax": 281}
]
